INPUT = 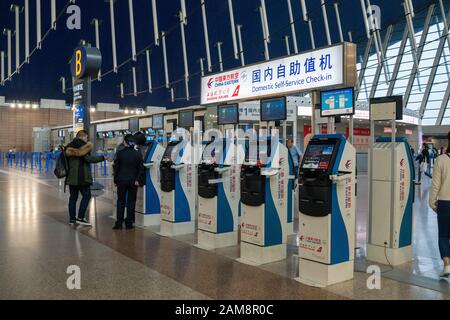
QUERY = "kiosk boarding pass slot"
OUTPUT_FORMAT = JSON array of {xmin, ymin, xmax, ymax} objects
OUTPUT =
[
  {"xmin": 171, "ymin": 164, "xmax": 186, "ymax": 170},
  {"xmin": 261, "ymin": 168, "xmax": 279, "ymax": 176},
  {"xmin": 330, "ymin": 171, "xmax": 352, "ymax": 183},
  {"xmin": 144, "ymin": 162, "xmax": 154, "ymax": 168},
  {"xmin": 207, "ymin": 167, "xmax": 232, "ymax": 184}
]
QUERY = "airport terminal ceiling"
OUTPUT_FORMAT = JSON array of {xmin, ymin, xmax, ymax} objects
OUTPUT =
[{"xmin": 0, "ymin": 0, "xmax": 447, "ymax": 124}]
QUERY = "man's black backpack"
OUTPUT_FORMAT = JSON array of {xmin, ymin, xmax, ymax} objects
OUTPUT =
[{"xmin": 54, "ymin": 147, "xmax": 69, "ymax": 179}]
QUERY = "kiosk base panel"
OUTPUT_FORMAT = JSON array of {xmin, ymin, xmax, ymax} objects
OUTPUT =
[
  {"xmin": 297, "ymin": 258, "xmax": 353, "ymax": 287},
  {"xmin": 158, "ymin": 220, "xmax": 195, "ymax": 237},
  {"xmin": 237, "ymin": 242, "xmax": 286, "ymax": 266},
  {"xmin": 135, "ymin": 213, "xmax": 161, "ymax": 227},
  {"xmin": 195, "ymin": 229, "xmax": 238, "ymax": 250}
]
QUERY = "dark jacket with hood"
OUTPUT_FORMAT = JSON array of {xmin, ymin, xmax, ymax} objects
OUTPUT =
[{"xmin": 65, "ymin": 138, "xmax": 105, "ymax": 186}]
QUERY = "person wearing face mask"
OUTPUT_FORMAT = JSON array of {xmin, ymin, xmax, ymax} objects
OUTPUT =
[
  {"xmin": 112, "ymin": 134, "xmax": 145, "ymax": 230},
  {"xmin": 65, "ymin": 130, "xmax": 105, "ymax": 226}
]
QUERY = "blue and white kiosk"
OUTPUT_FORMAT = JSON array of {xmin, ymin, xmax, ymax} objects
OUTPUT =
[
  {"xmin": 135, "ymin": 131, "xmax": 164, "ymax": 227},
  {"xmin": 158, "ymin": 110, "xmax": 197, "ymax": 237},
  {"xmin": 196, "ymin": 104, "xmax": 241, "ymax": 249},
  {"xmin": 237, "ymin": 97, "xmax": 293, "ymax": 265},
  {"xmin": 367, "ymin": 96, "xmax": 414, "ymax": 266},
  {"xmin": 296, "ymin": 88, "xmax": 356, "ymax": 287}
]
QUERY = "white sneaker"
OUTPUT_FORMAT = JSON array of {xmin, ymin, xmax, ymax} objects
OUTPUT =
[
  {"xmin": 440, "ymin": 266, "xmax": 450, "ymax": 277},
  {"xmin": 76, "ymin": 218, "xmax": 92, "ymax": 226}
]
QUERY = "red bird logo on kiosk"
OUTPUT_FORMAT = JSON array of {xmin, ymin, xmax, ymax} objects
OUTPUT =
[{"xmin": 345, "ymin": 160, "xmax": 352, "ymax": 169}]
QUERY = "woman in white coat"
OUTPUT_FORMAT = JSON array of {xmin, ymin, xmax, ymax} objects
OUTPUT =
[{"xmin": 429, "ymin": 131, "xmax": 450, "ymax": 277}]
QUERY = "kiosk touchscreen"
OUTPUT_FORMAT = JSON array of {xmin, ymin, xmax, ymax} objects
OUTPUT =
[{"xmin": 297, "ymin": 134, "xmax": 356, "ymax": 287}]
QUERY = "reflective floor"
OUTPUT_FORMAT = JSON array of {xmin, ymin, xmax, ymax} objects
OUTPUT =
[{"xmin": 0, "ymin": 165, "xmax": 449, "ymax": 300}]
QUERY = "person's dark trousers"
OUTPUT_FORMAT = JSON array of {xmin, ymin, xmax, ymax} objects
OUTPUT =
[
  {"xmin": 294, "ymin": 166, "xmax": 299, "ymax": 179},
  {"xmin": 418, "ymin": 163, "xmax": 422, "ymax": 182},
  {"xmin": 437, "ymin": 201, "xmax": 450, "ymax": 260},
  {"xmin": 68, "ymin": 185, "xmax": 92, "ymax": 222},
  {"xmin": 116, "ymin": 180, "xmax": 138, "ymax": 226}
]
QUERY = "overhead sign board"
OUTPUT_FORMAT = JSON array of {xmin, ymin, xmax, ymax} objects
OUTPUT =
[{"xmin": 201, "ymin": 43, "xmax": 356, "ymax": 105}]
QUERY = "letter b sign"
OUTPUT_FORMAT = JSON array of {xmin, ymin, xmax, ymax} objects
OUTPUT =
[
  {"xmin": 70, "ymin": 46, "xmax": 102, "ymax": 79},
  {"xmin": 75, "ymin": 50, "xmax": 82, "ymax": 77}
]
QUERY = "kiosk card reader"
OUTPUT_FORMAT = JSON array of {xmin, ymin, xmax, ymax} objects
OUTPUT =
[
  {"xmin": 135, "ymin": 136, "xmax": 164, "ymax": 227},
  {"xmin": 367, "ymin": 137, "xmax": 414, "ymax": 265},
  {"xmin": 238, "ymin": 135, "xmax": 292, "ymax": 265},
  {"xmin": 297, "ymin": 134, "xmax": 356, "ymax": 287},
  {"xmin": 159, "ymin": 136, "xmax": 196, "ymax": 236},
  {"xmin": 196, "ymin": 136, "xmax": 240, "ymax": 249}
]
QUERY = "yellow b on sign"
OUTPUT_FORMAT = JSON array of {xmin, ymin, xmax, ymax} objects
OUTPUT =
[{"xmin": 75, "ymin": 50, "xmax": 82, "ymax": 76}]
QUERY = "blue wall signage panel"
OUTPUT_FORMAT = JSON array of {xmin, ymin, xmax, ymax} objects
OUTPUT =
[{"xmin": 320, "ymin": 87, "xmax": 355, "ymax": 117}]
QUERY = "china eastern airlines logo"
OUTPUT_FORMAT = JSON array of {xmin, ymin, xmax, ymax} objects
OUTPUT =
[
  {"xmin": 207, "ymin": 78, "xmax": 214, "ymax": 88},
  {"xmin": 345, "ymin": 160, "xmax": 352, "ymax": 170},
  {"xmin": 400, "ymin": 159, "xmax": 405, "ymax": 167}
]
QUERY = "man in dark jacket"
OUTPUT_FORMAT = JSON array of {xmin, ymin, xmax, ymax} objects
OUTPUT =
[
  {"xmin": 65, "ymin": 130, "xmax": 105, "ymax": 226},
  {"xmin": 113, "ymin": 134, "xmax": 144, "ymax": 230}
]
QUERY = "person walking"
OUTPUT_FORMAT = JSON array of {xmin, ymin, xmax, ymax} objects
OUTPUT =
[
  {"xmin": 113, "ymin": 134, "xmax": 144, "ymax": 230},
  {"xmin": 429, "ymin": 131, "xmax": 450, "ymax": 277},
  {"xmin": 65, "ymin": 130, "xmax": 105, "ymax": 226},
  {"xmin": 287, "ymin": 139, "xmax": 301, "ymax": 179}
]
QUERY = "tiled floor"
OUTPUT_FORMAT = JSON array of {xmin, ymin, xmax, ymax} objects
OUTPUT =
[{"xmin": 0, "ymin": 165, "xmax": 449, "ymax": 300}]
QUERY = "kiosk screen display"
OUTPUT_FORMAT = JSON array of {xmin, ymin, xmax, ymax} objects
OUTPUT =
[
  {"xmin": 320, "ymin": 87, "xmax": 354, "ymax": 117},
  {"xmin": 152, "ymin": 114, "xmax": 164, "ymax": 129},
  {"xmin": 260, "ymin": 97, "xmax": 287, "ymax": 121},
  {"xmin": 178, "ymin": 110, "xmax": 194, "ymax": 128},
  {"xmin": 301, "ymin": 144, "xmax": 335, "ymax": 170},
  {"xmin": 218, "ymin": 104, "xmax": 239, "ymax": 125}
]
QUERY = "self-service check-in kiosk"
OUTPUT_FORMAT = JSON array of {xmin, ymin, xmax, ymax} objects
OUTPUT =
[
  {"xmin": 237, "ymin": 98, "xmax": 293, "ymax": 265},
  {"xmin": 196, "ymin": 104, "xmax": 241, "ymax": 249},
  {"xmin": 367, "ymin": 96, "xmax": 414, "ymax": 266},
  {"xmin": 159, "ymin": 112, "xmax": 197, "ymax": 237},
  {"xmin": 135, "ymin": 134, "xmax": 164, "ymax": 227},
  {"xmin": 196, "ymin": 136, "xmax": 240, "ymax": 249},
  {"xmin": 297, "ymin": 134, "xmax": 356, "ymax": 287}
]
